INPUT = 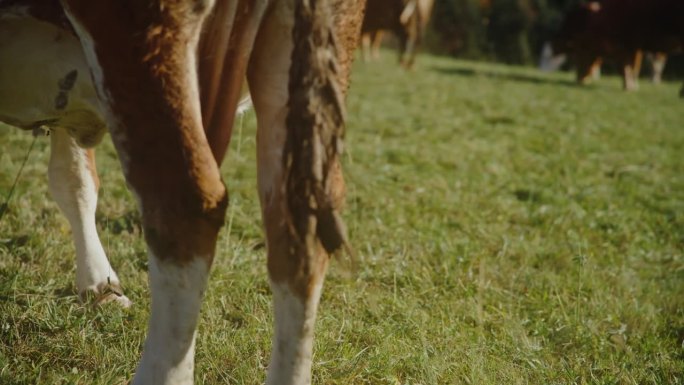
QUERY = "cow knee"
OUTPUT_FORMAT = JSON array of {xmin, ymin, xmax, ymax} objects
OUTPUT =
[{"xmin": 135, "ymin": 175, "xmax": 228, "ymax": 265}]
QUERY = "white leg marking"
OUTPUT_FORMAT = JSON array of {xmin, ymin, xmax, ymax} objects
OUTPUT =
[
  {"xmin": 48, "ymin": 128, "xmax": 131, "ymax": 307},
  {"xmin": 266, "ymin": 280, "xmax": 324, "ymax": 385},
  {"xmin": 651, "ymin": 54, "xmax": 666, "ymax": 84},
  {"xmin": 132, "ymin": 256, "xmax": 210, "ymax": 385}
]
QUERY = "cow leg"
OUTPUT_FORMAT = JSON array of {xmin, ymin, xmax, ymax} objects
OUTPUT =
[
  {"xmin": 576, "ymin": 53, "xmax": 600, "ymax": 85},
  {"xmin": 248, "ymin": 1, "xmax": 354, "ymax": 383},
  {"xmin": 403, "ymin": 37, "xmax": 417, "ymax": 69},
  {"xmin": 48, "ymin": 127, "xmax": 131, "ymax": 307},
  {"xmin": 621, "ymin": 49, "xmax": 642, "ymax": 91},
  {"xmin": 361, "ymin": 32, "xmax": 372, "ymax": 62},
  {"xmin": 650, "ymin": 52, "xmax": 667, "ymax": 84},
  {"xmin": 590, "ymin": 57, "xmax": 602, "ymax": 81},
  {"xmin": 250, "ymin": 3, "xmax": 359, "ymax": 383},
  {"xmin": 371, "ymin": 30, "xmax": 384, "ymax": 60},
  {"xmin": 249, "ymin": 4, "xmax": 318, "ymax": 383},
  {"xmin": 62, "ymin": 1, "xmax": 226, "ymax": 384},
  {"xmin": 397, "ymin": 31, "xmax": 413, "ymax": 68}
]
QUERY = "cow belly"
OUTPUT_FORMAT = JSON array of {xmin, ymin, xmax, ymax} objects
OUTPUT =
[{"xmin": 0, "ymin": 13, "xmax": 105, "ymax": 147}]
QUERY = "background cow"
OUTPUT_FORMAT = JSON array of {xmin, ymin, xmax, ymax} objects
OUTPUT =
[
  {"xmin": 551, "ymin": 0, "xmax": 684, "ymax": 92},
  {"xmin": 361, "ymin": 0, "xmax": 434, "ymax": 68}
]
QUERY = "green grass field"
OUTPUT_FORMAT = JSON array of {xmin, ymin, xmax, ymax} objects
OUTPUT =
[{"xmin": 1, "ymin": 52, "xmax": 683, "ymax": 384}]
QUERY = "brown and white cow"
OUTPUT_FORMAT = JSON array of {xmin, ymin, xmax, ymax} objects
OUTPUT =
[
  {"xmin": 360, "ymin": 0, "xmax": 434, "ymax": 68},
  {"xmin": 550, "ymin": 0, "xmax": 684, "ymax": 93},
  {"xmin": 0, "ymin": 0, "xmax": 365, "ymax": 383}
]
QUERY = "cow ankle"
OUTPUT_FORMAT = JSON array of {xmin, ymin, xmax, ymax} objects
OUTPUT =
[{"xmin": 79, "ymin": 280, "xmax": 132, "ymax": 308}]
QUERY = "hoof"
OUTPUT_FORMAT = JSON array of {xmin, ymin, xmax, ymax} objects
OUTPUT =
[{"xmin": 80, "ymin": 282, "xmax": 132, "ymax": 309}]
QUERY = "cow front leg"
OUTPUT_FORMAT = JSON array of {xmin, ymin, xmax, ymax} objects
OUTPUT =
[
  {"xmin": 128, "ymin": 149, "xmax": 226, "ymax": 385},
  {"xmin": 48, "ymin": 127, "xmax": 131, "ymax": 307}
]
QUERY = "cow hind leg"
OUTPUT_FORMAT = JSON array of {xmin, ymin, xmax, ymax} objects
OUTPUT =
[
  {"xmin": 249, "ymin": 1, "xmax": 350, "ymax": 383},
  {"xmin": 48, "ymin": 127, "xmax": 131, "ymax": 307},
  {"xmin": 249, "ymin": 5, "xmax": 321, "ymax": 384}
]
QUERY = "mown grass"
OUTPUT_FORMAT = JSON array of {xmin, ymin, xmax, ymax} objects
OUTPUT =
[{"xmin": 1, "ymin": 52, "xmax": 683, "ymax": 384}]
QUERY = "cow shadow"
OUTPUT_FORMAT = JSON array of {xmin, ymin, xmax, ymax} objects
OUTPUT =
[
  {"xmin": 432, "ymin": 65, "xmax": 579, "ymax": 87},
  {"xmin": 95, "ymin": 210, "xmax": 142, "ymax": 236}
]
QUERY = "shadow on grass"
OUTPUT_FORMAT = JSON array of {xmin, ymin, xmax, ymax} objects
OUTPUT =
[
  {"xmin": 432, "ymin": 65, "xmax": 579, "ymax": 87},
  {"xmin": 96, "ymin": 210, "xmax": 141, "ymax": 235},
  {"xmin": 0, "ymin": 234, "xmax": 30, "ymax": 248}
]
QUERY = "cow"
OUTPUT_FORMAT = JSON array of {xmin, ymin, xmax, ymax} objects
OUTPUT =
[
  {"xmin": 360, "ymin": 0, "xmax": 434, "ymax": 68},
  {"xmin": 550, "ymin": 0, "xmax": 684, "ymax": 93},
  {"xmin": 0, "ymin": 0, "xmax": 365, "ymax": 383}
]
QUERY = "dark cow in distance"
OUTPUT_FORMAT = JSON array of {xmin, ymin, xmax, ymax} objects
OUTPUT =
[
  {"xmin": 361, "ymin": 0, "xmax": 434, "ymax": 68},
  {"xmin": 551, "ymin": 0, "xmax": 684, "ymax": 93}
]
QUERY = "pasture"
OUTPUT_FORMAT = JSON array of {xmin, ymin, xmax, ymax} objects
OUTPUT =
[{"xmin": 1, "ymin": 52, "xmax": 683, "ymax": 384}]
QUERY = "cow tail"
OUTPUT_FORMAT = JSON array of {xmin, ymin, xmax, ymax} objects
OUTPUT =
[{"xmin": 283, "ymin": 0, "xmax": 351, "ymax": 260}]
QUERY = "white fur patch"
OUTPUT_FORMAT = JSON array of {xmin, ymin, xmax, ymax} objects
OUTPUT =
[
  {"xmin": 266, "ymin": 280, "xmax": 324, "ymax": 385},
  {"xmin": 0, "ymin": 14, "xmax": 105, "ymax": 145},
  {"xmin": 133, "ymin": 256, "xmax": 210, "ymax": 385},
  {"xmin": 47, "ymin": 128, "xmax": 130, "ymax": 307}
]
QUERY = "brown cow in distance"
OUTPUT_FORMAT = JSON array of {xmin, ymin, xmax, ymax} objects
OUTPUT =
[
  {"xmin": 0, "ymin": 0, "xmax": 365, "ymax": 383},
  {"xmin": 551, "ymin": 0, "xmax": 684, "ymax": 93},
  {"xmin": 361, "ymin": 0, "xmax": 434, "ymax": 68}
]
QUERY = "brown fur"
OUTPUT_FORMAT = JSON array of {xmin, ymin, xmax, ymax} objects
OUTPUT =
[
  {"xmin": 62, "ymin": 0, "xmax": 227, "ymax": 263},
  {"xmin": 198, "ymin": 0, "xmax": 267, "ymax": 162}
]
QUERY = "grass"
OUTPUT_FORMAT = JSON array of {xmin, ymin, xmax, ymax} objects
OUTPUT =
[{"xmin": 1, "ymin": 51, "xmax": 683, "ymax": 384}]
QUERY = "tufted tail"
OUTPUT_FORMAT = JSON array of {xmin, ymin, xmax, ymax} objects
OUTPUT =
[{"xmin": 283, "ymin": 0, "xmax": 350, "ymax": 259}]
